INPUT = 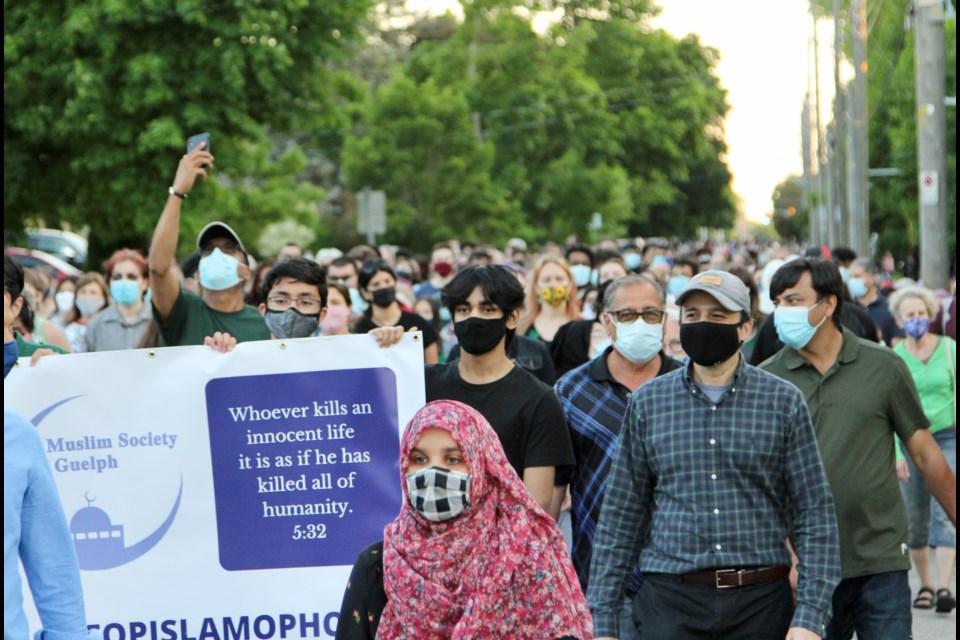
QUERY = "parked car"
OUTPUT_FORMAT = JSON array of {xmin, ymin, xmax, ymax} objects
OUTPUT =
[
  {"xmin": 4, "ymin": 247, "xmax": 83, "ymax": 281},
  {"xmin": 26, "ymin": 228, "xmax": 88, "ymax": 268}
]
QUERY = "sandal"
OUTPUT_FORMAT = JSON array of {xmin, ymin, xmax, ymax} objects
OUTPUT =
[
  {"xmin": 935, "ymin": 588, "xmax": 957, "ymax": 613},
  {"xmin": 913, "ymin": 587, "xmax": 936, "ymax": 609}
]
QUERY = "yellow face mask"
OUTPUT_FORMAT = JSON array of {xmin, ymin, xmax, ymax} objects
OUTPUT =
[{"xmin": 540, "ymin": 285, "xmax": 570, "ymax": 307}]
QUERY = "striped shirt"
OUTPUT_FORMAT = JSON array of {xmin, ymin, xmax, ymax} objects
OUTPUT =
[
  {"xmin": 555, "ymin": 347, "xmax": 681, "ymax": 593},
  {"xmin": 587, "ymin": 357, "xmax": 840, "ymax": 637}
]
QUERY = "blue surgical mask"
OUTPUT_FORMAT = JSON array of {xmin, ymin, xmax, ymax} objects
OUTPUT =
[
  {"xmin": 570, "ymin": 264, "xmax": 592, "ymax": 288},
  {"xmin": 838, "ymin": 266, "xmax": 851, "ymax": 283},
  {"xmin": 651, "ymin": 255, "xmax": 671, "ymax": 267},
  {"xmin": 4, "ymin": 340, "xmax": 19, "ymax": 378},
  {"xmin": 847, "ymin": 277, "xmax": 868, "ymax": 299},
  {"xmin": 199, "ymin": 248, "xmax": 242, "ymax": 291},
  {"xmin": 624, "ymin": 253, "xmax": 642, "ymax": 270},
  {"xmin": 774, "ymin": 301, "xmax": 827, "ymax": 349},
  {"xmin": 349, "ymin": 288, "xmax": 368, "ymax": 316},
  {"xmin": 110, "ymin": 279, "xmax": 142, "ymax": 306},
  {"xmin": 581, "ymin": 303, "xmax": 597, "ymax": 321},
  {"xmin": 667, "ymin": 275, "xmax": 691, "ymax": 297},
  {"xmin": 613, "ymin": 318, "xmax": 663, "ymax": 364}
]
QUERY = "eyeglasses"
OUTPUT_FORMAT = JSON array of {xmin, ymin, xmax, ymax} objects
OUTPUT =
[
  {"xmin": 607, "ymin": 308, "xmax": 665, "ymax": 325},
  {"xmin": 201, "ymin": 241, "xmax": 241, "ymax": 257},
  {"xmin": 266, "ymin": 297, "xmax": 323, "ymax": 312}
]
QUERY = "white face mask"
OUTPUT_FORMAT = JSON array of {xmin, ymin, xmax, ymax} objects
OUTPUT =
[
  {"xmin": 55, "ymin": 291, "xmax": 75, "ymax": 313},
  {"xmin": 612, "ymin": 318, "xmax": 663, "ymax": 364}
]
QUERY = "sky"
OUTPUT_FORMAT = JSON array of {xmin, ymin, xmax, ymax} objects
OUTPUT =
[
  {"xmin": 411, "ymin": 0, "xmax": 835, "ymax": 224},
  {"xmin": 651, "ymin": 0, "xmax": 834, "ymax": 223}
]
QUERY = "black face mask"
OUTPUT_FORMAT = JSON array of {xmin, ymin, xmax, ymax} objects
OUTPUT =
[
  {"xmin": 454, "ymin": 316, "xmax": 508, "ymax": 356},
  {"xmin": 680, "ymin": 321, "xmax": 743, "ymax": 367},
  {"xmin": 371, "ymin": 287, "xmax": 397, "ymax": 308}
]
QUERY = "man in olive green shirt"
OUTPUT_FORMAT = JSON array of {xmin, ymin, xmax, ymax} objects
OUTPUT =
[
  {"xmin": 149, "ymin": 142, "xmax": 270, "ymax": 347},
  {"xmin": 761, "ymin": 258, "xmax": 955, "ymax": 640}
]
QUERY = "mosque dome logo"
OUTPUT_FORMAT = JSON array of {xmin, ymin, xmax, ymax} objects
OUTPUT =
[
  {"xmin": 69, "ymin": 485, "xmax": 182, "ymax": 570},
  {"xmin": 34, "ymin": 396, "xmax": 184, "ymax": 570}
]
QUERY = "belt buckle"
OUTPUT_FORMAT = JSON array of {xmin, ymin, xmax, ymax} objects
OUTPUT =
[{"xmin": 715, "ymin": 568, "xmax": 737, "ymax": 589}]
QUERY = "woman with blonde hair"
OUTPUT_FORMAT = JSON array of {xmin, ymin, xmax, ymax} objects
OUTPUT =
[
  {"xmin": 890, "ymin": 285, "xmax": 957, "ymax": 613},
  {"xmin": 63, "ymin": 272, "xmax": 110, "ymax": 353},
  {"xmin": 517, "ymin": 256, "xmax": 580, "ymax": 348}
]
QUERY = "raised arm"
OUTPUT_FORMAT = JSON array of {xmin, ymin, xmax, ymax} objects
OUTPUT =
[{"xmin": 149, "ymin": 144, "xmax": 214, "ymax": 321}]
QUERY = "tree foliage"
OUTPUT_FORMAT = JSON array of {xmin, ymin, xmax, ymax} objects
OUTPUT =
[
  {"xmin": 341, "ymin": 7, "xmax": 734, "ymax": 250},
  {"xmin": 5, "ymin": 0, "xmax": 372, "ymax": 262},
  {"xmin": 865, "ymin": 1, "xmax": 955, "ymax": 261}
]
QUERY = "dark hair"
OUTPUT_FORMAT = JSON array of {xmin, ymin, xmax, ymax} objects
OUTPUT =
[
  {"xmin": 180, "ymin": 251, "xmax": 202, "ymax": 280},
  {"xmin": 329, "ymin": 256, "xmax": 358, "ymax": 273},
  {"xmin": 260, "ymin": 258, "xmax": 328, "ymax": 308},
  {"xmin": 413, "ymin": 296, "xmax": 443, "ymax": 339},
  {"xmin": 673, "ymin": 258, "xmax": 699, "ymax": 277},
  {"xmin": 358, "ymin": 259, "xmax": 396, "ymax": 292},
  {"xmin": 833, "ymin": 246, "xmax": 857, "ymax": 264},
  {"xmin": 769, "ymin": 258, "xmax": 844, "ymax": 326},
  {"xmin": 4, "ymin": 254, "xmax": 24, "ymax": 300},
  {"xmin": 326, "ymin": 281, "xmax": 351, "ymax": 307},
  {"xmin": 246, "ymin": 258, "xmax": 277, "ymax": 306},
  {"xmin": 593, "ymin": 248, "xmax": 622, "ymax": 265},
  {"xmin": 727, "ymin": 266, "xmax": 760, "ymax": 322},
  {"xmin": 441, "ymin": 265, "xmax": 525, "ymax": 347},
  {"xmin": 564, "ymin": 244, "xmax": 595, "ymax": 267}
]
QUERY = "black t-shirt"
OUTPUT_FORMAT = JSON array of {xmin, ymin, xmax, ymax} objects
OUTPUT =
[
  {"xmin": 425, "ymin": 363, "xmax": 576, "ymax": 479},
  {"xmin": 353, "ymin": 310, "xmax": 438, "ymax": 349}
]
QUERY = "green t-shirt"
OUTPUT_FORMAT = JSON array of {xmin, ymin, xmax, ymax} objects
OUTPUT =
[
  {"xmin": 154, "ymin": 289, "xmax": 271, "ymax": 347},
  {"xmin": 14, "ymin": 332, "xmax": 69, "ymax": 356},
  {"xmin": 893, "ymin": 337, "xmax": 956, "ymax": 432},
  {"xmin": 761, "ymin": 327, "xmax": 929, "ymax": 579}
]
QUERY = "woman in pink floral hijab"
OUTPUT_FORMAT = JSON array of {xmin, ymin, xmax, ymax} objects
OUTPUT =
[{"xmin": 335, "ymin": 400, "xmax": 592, "ymax": 640}]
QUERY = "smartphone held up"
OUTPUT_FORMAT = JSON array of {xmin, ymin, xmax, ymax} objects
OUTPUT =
[{"xmin": 187, "ymin": 132, "xmax": 211, "ymax": 169}]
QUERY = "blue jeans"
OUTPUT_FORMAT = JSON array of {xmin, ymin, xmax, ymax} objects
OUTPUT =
[
  {"xmin": 825, "ymin": 571, "xmax": 912, "ymax": 640},
  {"xmin": 900, "ymin": 428, "xmax": 956, "ymax": 548}
]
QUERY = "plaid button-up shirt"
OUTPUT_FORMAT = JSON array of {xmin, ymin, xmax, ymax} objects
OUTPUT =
[
  {"xmin": 555, "ymin": 347, "xmax": 681, "ymax": 594},
  {"xmin": 587, "ymin": 358, "xmax": 840, "ymax": 637}
]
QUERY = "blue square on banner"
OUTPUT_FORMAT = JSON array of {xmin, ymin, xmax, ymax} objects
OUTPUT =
[{"xmin": 205, "ymin": 368, "xmax": 401, "ymax": 571}]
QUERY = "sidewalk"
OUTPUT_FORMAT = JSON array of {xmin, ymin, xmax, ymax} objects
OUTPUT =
[{"xmin": 909, "ymin": 551, "xmax": 955, "ymax": 640}]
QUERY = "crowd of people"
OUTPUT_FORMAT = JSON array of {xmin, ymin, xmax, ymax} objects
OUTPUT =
[{"xmin": 4, "ymin": 143, "xmax": 957, "ymax": 640}]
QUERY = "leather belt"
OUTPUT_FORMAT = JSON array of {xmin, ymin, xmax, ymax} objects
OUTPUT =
[{"xmin": 679, "ymin": 565, "xmax": 791, "ymax": 589}]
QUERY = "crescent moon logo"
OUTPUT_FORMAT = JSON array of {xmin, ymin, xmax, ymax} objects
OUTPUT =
[{"xmin": 33, "ymin": 396, "xmax": 184, "ymax": 570}]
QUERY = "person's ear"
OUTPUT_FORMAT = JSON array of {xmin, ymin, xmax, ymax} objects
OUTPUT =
[
  {"xmin": 237, "ymin": 262, "xmax": 252, "ymax": 282},
  {"xmin": 258, "ymin": 303, "xmax": 266, "ymax": 318},
  {"xmin": 505, "ymin": 308, "xmax": 521, "ymax": 330},
  {"xmin": 737, "ymin": 318, "xmax": 754, "ymax": 342},
  {"xmin": 318, "ymin": 307, "xmax": 328, "ymax": 324}
]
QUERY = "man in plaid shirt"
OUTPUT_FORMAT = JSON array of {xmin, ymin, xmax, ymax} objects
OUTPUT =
[
  {"xmin": 555, "ymin": 274, "xmax": 681, "ymax": 640},
  {"xmin": 588, "ymin": 270, "xmax": 841, "ymax": 640}
]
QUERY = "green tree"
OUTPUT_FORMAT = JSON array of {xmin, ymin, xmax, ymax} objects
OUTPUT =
[
  {"xmin": 341, "ymin": 75, "xmax": 521, "ymax": 250},
  {"xmin": 770, "ymin": 175, "xmax": 808, "ymax": 242},
  {"xmin": 865, "ymin": 1, "xmax": 955, "ymax": 261},
  {"xmin": 4, "ymin": 0, "xmax": 372, "ymax": 261}
]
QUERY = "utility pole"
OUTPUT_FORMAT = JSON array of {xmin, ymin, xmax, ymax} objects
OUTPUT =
[
  {"xmin": 848, "ymin": 0, "xmax": 870, "ymax": 255},
  {"xmin": 802, "ymin": 94, "xmax": 817, "ymax": 244},
  {"xmin": 832, "ymin": 0, "xmax": 848, "ymax": 245},
  {"xmin": 812, "ymin": 0, "xmax": 829, "ymax": 247},
  {"xmin": 914, "ymin": 0, "xmax": 949, "ymax": 289}
]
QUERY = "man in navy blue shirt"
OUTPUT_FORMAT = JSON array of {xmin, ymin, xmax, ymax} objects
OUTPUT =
[
  {"xmin": 588, "ymin": 270, "xmax": 840, "ymax": 640},
  {"xmin": 556, "ymin": 274, "xmax": 681, "ymax": 640}
]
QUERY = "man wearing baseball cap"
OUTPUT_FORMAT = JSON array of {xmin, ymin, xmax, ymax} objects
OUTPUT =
[
  {"xmin": 148, "ymin": 143, "xmax": 270, "ymax": 346},
  {"xmin": 588, "ymin": 270, "xmax": 841, "ymax": 640}
]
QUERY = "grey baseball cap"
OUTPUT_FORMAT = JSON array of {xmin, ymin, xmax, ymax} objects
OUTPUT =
[
  {"xmin": 196, "ymin": 221, "xmax": 246, "ymax": 255},
  {"xmin": 675, "ymin": 269, "xmax": 751, "ymax": 313}
]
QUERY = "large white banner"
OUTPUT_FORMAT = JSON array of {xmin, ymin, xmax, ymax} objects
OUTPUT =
[{"xmin": 4, "ymin": 333, "xmax": 426, "ymax": 639}]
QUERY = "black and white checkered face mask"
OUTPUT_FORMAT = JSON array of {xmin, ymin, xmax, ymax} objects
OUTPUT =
[{"xmin": 405, "ymin": 466, "xmax": 472, "ymax": 522}]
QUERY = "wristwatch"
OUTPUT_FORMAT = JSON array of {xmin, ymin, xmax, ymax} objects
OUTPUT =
[{"xmin": 168, "ymin": 186, "xmax": 188, "ymax": 200}]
